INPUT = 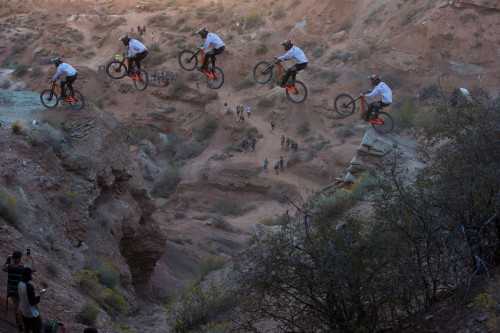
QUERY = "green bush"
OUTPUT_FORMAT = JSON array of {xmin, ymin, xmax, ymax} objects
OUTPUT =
[
  {"xmin": 99, "ymin": 287, "xmax": 129, "ymax": 313},
  {"xmin": 151, "ymin": 168, "xmax": 181, "ymax": 198},
  {"xmin": 210, "ymin": 214, "xmax": 236, "ymax": 232},
  {"xmin": 78, "ymin": 302, "xmax": 100, "ymax": 326},
  {"xmin": 199, "ymin": 257, "xmax": 226, "ymax": 278},
  {"xmin": 393, "ymin": 100, "xmax": 416, "ymax": 130},
  {"xmin": 351, "ymin": 174, "xmax": 379, "ymax": 200},
  {"xmin": 312, "ymin": 189, "xmax": 351, "ymax": 219},
  {"xmin": 212, "ymin": 197, "xmax": 240, "ymax": 216},
  {"xmin": 194, "ymin": 116, "xmax": 218, "ymax": 142},
  {"xmin": 296, "ymin": 119, "xmax": 310, "ymax": 136},
  {"xmin": 234, "ymin": 77, "xmax": 255, "ymax": 91},
  {"xmin": 13, "ymin": 63, "xmax": 29, "ymax": 77},
  {"xmin": 75, "ymin": 269, "xmax": 100, "ymax": 294},
  {"xmin": 166, "ymin": 280, "xmax": 234, "ymax": 333},
  {"xmin": 0, "ymin": 188, "xmax": 18, "ymax": 225},
  {"xmin": 245, "ymin": 7, "xmax": 263, "ymax": 29}
]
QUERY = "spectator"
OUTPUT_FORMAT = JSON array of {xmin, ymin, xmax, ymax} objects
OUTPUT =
[
  {"xmin": 251, "ymin": 138, "xmax": 256, "ymax": 151},
  {"xmin": 18, "ymin": 266, "xmax": 45, "ymax": 333},
  {"xmin": 151, "ymin": 31, "xmax": 154, "ymax": 42},
  {"xmin": 281, "ymin": 135, "xmax": 285, "ymax": 149},
  {"xmin": 236, "ymin": 105, "xmax": 241, "ymax": 117},
  {"xmin": 270, "ymin": 121, "xmax": 276, "ymax": 133},
  {"xmin": 143, "ymin": 25, "xmax": 146, "ymax": 34},
  {"xmin": 3, "ymin": 250, "xmax": 37, "ymax": 332},
  {"xmin": 279, "ymin": 156, "xmax": 284, "ymax": 172},
  {"xmin": 246, "ymin": 106, "xmax": 251, "ymax": 117},
  {"xmin": 264, "ymin": 158, "xmax": 269, "ymax": 173},
  {"xmin": 43, "ymin": 320, "xmax": 68, "ymax": 333},
  {"xmin": 286, "ymin": 137, "xmax": 291, "ymax": 151},
  {"xmin": 137, "ymin": 25, "xmax": 141, "ymax": 34},
  {"xmin": 274, "ymin": 162, "xmax": 279, "ymax": 175}
]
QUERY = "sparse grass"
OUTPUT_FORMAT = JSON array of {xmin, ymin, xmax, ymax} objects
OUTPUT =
[
  {"xmin": 234, "ymin": 76, "xmax": 256, "ymax": 91},
  {"xmin": 210, "ymin": 214, "xmax": 236, "ymax": 232},
  {"xmin": 245, "ymin": 7, "xmax": 263, "ymax": 29},
  {"xmin": 296, "ymin": 119, "xmax": 310, "ymax": 136},
  {"xmin": 392, "ymin": 100, "xmax": 417, "ymax": 130},
  {"xmin": 257, "ymin": 96, "xmax": 275, "ymax": 108},
  {"xmin": 78, "ymin": 302, "xmax": 100, "ymax": 326},
  {"xmin": 459, "ymin": 12, "xmax": 477, "ymax": 24},
  {"xmin": 151, "ymin": 168, "xmax": 181, "ymax": 198},
  {"xmin": 128, "ymin": 127, "xmax": 158, "ymax": 145},
  {"xmin": 194, "ymin": 116, "xmax": 218, "ymax": 142},
  {"xmin": 199, "ymin": 256, "xmax": 226, "ymax": 278},
  {"xmin": 11, "ymin": 121, "xmax": 23, "ymax": 134},
  {"xmin": 212, "ymin": 197, "xmax": 241, "ymax": 216},
  {"xmin": 168, "ymin": 235, "xmax": 193, "ymax": 245},
  {"xmin": 13, "ymin": 63, "xmax": 29, "ymax": 77},
  {"xmin": 99, "ymin": 287, "xmax": 129, "ymax": 314},
  {"xmin": 273, "ymin": 6, "xmax": 286, "ymax": 20},
  {"xmin": 419, "ymin": 84, "xmax": 439, "ymax": 101},
  {"xmin": 267, "ymin": 183, "xmax": 287, "ymax": 203},
  {"xmin": 444, "ymin": 32, "xmax": 454, "ymax": 41},
  {"xmin": 0, "ymin": 188, "xmax": 18, "ymax": 225},
  {"xmin": 351, "ymin": 174, "xmax": 379, "ymax": 200}
]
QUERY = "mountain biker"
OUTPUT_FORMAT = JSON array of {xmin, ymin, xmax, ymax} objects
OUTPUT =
[
  {"xmin": 119, "ymin": 35, "xmax": 148, "ymax": 75},
  {"xmin": 363, "ymin": 74, "xmax": 392, "ymax": 120},
  {"xmin": 51, "ymin": 57, "xmax": 77, "ymax": 100},
  {"xmin": 195, "ymin": 27, "xmax": 225, "ymax": 72},
  {"xmin": 275, "ymin": 40, "xmax": 308, "ymax": 87}
]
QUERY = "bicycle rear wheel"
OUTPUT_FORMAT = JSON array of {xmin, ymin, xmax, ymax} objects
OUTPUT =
[
  {"xmin": 334, "ymin": 93, "xmax": 356, "ymax": 117},
  {"xmin": 40, "ymin": 89, "xmax": 59, "ymax": 109},
  {"xmin": 133, "ymin": 69, "xmax": 149, "ymax": 91},
  {"xmin": 178, "ymin": 50, "xmax": 198, "ymax": 71},
  {"xmin": 206, "ymin": 67, "xmax": 224, "ymax": 89},
  {"xmin": 106, "ymin": 60, "xmax": 127, "ymax": 79},
  {"xmin": 69, "ymin": 90, "xmax": 85, "ymax": 111},
  {"xmin": 253, "ymin": 61, "xmax": 273, "ymax": 84},
  {"xmin": 286, "ymin": 80, "xmax": 307, "ymax": 104},
  {"xmin": 371, "ymin": 111, "xmax": 394, "ymax": 134}
]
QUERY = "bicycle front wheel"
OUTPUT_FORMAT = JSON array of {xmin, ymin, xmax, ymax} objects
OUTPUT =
[
  {"xmin": 286, "ymin": 80, "xmax": 307, "ymax": 104},
  {"xmin": 69, "ymin": 90, "xmax": 85, "ymax": 111},
  {"xmin": 178, "ymin": 50, "xmax": 198, "ymax": 71},
  {"xmin": 206, "ymin": 67, "xmax": 224, "ymax": 89},
  {"xmin": 372, "ymin": 111, "xmax": 394, "ymax": 134},
  {"xmin": 253, "ymin": 61, "xmax": 273, "ymax": 84},
  {"xmin": 106, "ymin": 60, "xmax": 127, "ymax": 79},
  {"xmin": 133, "ymin": 69, "xmax": 149, "ymax": 91},
  {"xmin": 334, "ymin": 93, "xmax": 356, "ymax": 117},
  {"xmin": 40, "ymin": 89, "xmax": 59, "ymax": 109}
]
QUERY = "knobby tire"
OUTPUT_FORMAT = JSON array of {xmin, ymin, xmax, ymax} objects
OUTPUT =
[
  {"xmin": 334, "ymin": 93, "xmax": 356, "ymax": 117},
  {"xmin": 69, "ymin": 90, "xmax": 85, "ymax": 111},
  {"xmin": 286, "ymin": 80, "xmax": 307, "ymax": 104},
  {"xmin": 132, "ymin": 69, "xmax": 149, "ymax": 91},
  {"xmin": 206, "ymin": 67, "xmax": 224, "ymax": 89},
  {"xmin": 372, "ymin": 111, "xmax": 394, "ymax": 134},
  {"xmin": 253, "ymin": 61, "xmax": 273, "ymax": 84},
  {"xmin": 106, "ymin": 60, "xmax": 127, "ymax": 79},
  {"xmin": 178, "ymin": 50, "xmax": 198, "ymax": 71},
  {"xmin": 40, "ymin": 89, "xmax": 59, "ymax": 109}
]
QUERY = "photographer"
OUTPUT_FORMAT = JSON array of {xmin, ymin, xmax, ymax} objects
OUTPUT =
[{"xmin": 2, "ymin": 249, "xmax": 37, "ymax": 331}]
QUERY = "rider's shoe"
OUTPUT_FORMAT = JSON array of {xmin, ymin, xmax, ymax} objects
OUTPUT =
[
  {"xmin": 196, "ymin": 66, "xmax": 207, "ymax": 72},
  {"xmin": 275, "ymin": 80, "xmax": 285, "ymax": 88},
  {"xmin": 58, "ymin": 94, "xmax": 67, "ymax": 100}
]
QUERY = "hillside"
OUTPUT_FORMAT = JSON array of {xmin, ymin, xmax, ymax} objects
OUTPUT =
[{"xmin": 0, "ymin": 0, "xmax": 499, "ymax": 332}]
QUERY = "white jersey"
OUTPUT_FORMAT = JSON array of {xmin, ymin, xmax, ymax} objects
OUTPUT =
[
  {"xmin": 201, "ymin": 32, "xmax": 225, "ymax": 50},
  {"xmin": 18, "ymin": 282, "xmax": 39, "ymax": 318},
  {"xmin": 277, "ymin": 46, "xmax": 308, "ymax": 64},
  {"xmin": 129, "ymin": 39, "xmax": 148, "ymax": 57},
  {"xmin": 52, "ymin": 63, "xmax": 77, "ymax": 81},
  {"xmin": 365, "ymin": 82, "xmax": 392, "ymax": 104}
]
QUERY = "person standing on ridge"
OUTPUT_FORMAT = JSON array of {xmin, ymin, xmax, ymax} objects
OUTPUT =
[
  {"xmin": 3, "ymin": 250, "xmax": 37, "ymax": 332},
  {"xmin": 275, "ymin": 40, "xmax": 308, "ymax": 87},
  {"xmin": 195, "ymin": 27, "xmax": 225, "ymax": 72}
]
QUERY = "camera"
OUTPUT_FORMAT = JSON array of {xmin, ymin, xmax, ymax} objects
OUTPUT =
[{"xmin": 26, "ymin": 249, "xmax": 31, "ymax": 256}]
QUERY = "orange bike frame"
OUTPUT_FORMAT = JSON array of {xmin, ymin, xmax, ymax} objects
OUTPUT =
[
  {"xmin": 276, "ymin": 61, "xmax": 298, "ymax": 94},
  {"xmin": 200, "ymin": 50, "xmax": 216, "ymax": 80}
]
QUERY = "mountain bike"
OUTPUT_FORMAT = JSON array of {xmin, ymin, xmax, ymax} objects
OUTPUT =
[
  {"xmin": 178, "ymin": 48, "xmax": 225, "ymax": 89},
  {"xmin": 333, "ymin": 92, "xmax": 394, "ymax": 134},
  {"xmin": 40, "ymin": 81, "xmax": 85, "ymax": 111},
  {"xmin": 105, "ymin": 57, "xmax": 149, "ymax": 91},
  {"xmin": 252, "ymin": 59, "xmax": 307, "ymax": 104}
]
